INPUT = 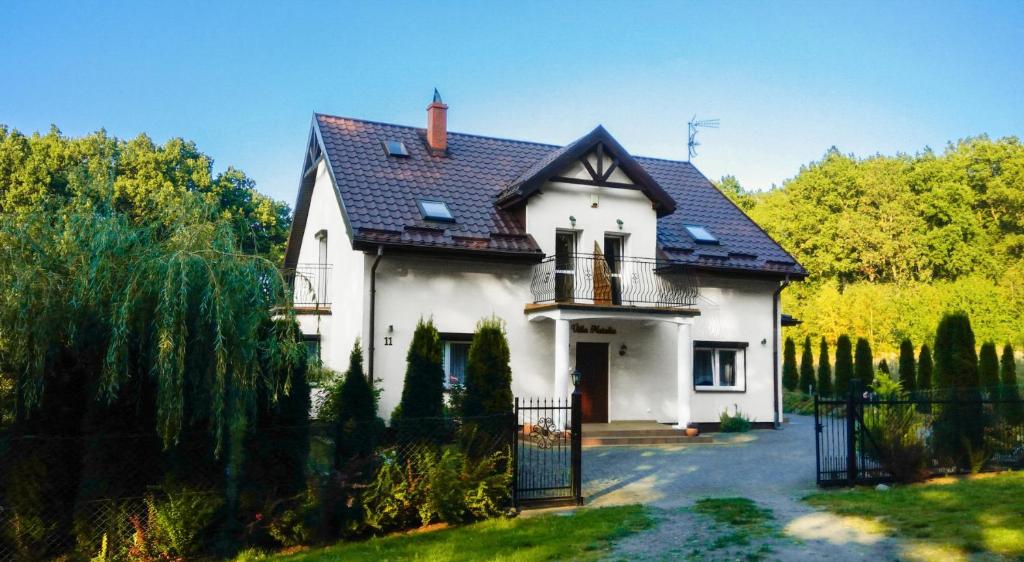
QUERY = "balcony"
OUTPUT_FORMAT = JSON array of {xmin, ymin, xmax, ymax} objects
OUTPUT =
[
  {"xmin": 284, "ymin": 263, "xmax": 331, "ymax": 310},
  {"xmin": 530, "ymin": 253, "xmax": 697, "ymax": 308}
]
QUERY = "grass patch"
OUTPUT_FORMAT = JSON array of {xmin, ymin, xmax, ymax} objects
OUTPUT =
[
  {"xmin": 260, "ymin": 505, "xmax": 652, "ymax": 561},
  {"xmin": 805, "ymin": 471, "xmax": 1024, "ymax": 558},
  {"xmin": 691, "ymin": 498, "xmax": 778, "ymax": 560},
  {"xmin": 783, "ymin": 390, "xmax": 816, "ymax": 416}
]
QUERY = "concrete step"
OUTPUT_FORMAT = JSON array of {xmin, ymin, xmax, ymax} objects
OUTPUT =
[
  {"xmin": 583, "ymin": 428, "xmax": 691, "ymax": 438},
  {"xmin": 582, "ymin": 435, "xmax": 713, "ymax": 446}
]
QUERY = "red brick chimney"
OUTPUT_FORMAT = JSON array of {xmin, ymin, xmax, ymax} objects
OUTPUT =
[{"xmin": 426, "ymin": 88, "xmax": 448, "ymax": 153}]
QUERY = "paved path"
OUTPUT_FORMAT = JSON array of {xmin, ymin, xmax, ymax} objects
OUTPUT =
[{"xmin": 582, "ymin": 415, "xmax": 904, "ymax": 560}]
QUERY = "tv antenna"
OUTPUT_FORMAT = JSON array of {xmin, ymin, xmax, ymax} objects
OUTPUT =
[{"xmin": 687, "ymin": 116, "xmax": 720, "ymax": 161}]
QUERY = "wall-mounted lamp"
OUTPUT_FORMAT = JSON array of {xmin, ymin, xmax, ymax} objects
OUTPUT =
[
  {"xmin": 569, "ymin": 215, "xmax": 577, "ymax": 228},
  {"xmin": 619, "ymin": 344, "xmax": 628, "ymax": 356},
  {"xmin": 571, "ymin": 367, "xmax": 582, "ymax": 388},
  {"xmin": 616, "ymin": 219, "xmax": 624, "ymax": 230},
  {"xmin": 760, "ymin": 338, "xmax": 767, "ymax": 345},
  {"xmin": 389, "ymin": 325, "xmax": 395, "ymax": 333}
]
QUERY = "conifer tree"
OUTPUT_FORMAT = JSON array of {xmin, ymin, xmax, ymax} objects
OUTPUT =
[
  {"xmin": 782, "ymin": 337, "xmax": 799, "ymax": 391},
  {"xmin": 799, "ymin": 337, "xmax": 816, "ymax": 394},
  {"xmin": 854, "ymin": 338, "xmax": 874, "ymax": 388},
  {"xmin": 334, "ymin": 339, "xmax": 379, "ymax": 463},
  {"xmin": 463, "ymin": 317, "xmax": 513, "ymax": 418},
  {"xmin": 397, "ymin": 318, "xmax": 445, "ymax": 440},
  {"xmin": 999, "ymin": 344, "xmax": 1022, "ymax": 424},
  {"xmin": 834, "ymin": 335, "xmax": 854, "ymax": 395},
  {"xmin": 898, "ymin": 339, "xmax": 916, "ymax": 394},
  {"xmin": 932, "ymin": 312, "xmax": 984, "ymax": 468},
  {"xmin": 918, "ymin": 344, "xmax": 933, "ymax": 394},
  {"xmin": 979, "ymin": 342, "xmax": 999, "ymax": 391},
  {"xmin": 817, "ymin": 338, "xmax": 833, "ymax": 397}
]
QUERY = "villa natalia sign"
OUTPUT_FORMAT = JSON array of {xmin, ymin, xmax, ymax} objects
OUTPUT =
[{"xmin": 572, "ymin": 323, "xmax": 617, "ymax": 335}]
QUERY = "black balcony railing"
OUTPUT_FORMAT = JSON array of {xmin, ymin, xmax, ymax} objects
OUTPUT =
[
  {"xmin": 530, "ymin": 253, "xmax": 697, "ymax": 307},
  {"xmin": 284, "ymin": 263, "xmax": 331, "ymax": 308}
]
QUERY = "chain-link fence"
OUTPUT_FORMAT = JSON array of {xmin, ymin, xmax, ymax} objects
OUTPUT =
[{"xmin": 0, "ymin": 413, "xmax": 514, "ymax": 561}]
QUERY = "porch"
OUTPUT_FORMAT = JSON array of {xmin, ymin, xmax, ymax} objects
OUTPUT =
[{"xmin": 582, "ymin": 421, "xmax": 713, "ymax": 446}]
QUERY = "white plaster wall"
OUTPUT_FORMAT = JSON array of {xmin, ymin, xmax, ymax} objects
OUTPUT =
[
  {"xmin": 293, "ymin": 160, "xmax": 365, "ymax": 375},
  {"xmin": 688, "ymin": 275, "xmax": 780, "ymax": 423},
  {"xmin": 526, "ymin": 173, "xmax": 658, "ymax": 260}
]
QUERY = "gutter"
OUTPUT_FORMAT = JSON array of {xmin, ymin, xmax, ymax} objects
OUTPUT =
[
  {"xmin": 368, "ymin": 246, "xmax": 384, "ymax": 382},
  {"xmin": 772, "ymin": 275, "xmax": 791, "ymax": 429}
]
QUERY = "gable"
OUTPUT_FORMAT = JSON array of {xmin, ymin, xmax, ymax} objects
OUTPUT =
[{"xmin": 551, "ymin": 145, "xmax": 637, "ymax": 186}]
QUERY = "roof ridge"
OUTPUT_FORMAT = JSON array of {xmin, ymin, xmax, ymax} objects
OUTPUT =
[{"xmin": 315, "ymin": 112, "xmax": 562, "ymax": 149}]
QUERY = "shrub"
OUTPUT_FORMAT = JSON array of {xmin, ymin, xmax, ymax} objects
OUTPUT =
[
  {"xmin": 854, "ymin": 338, "xmax": 874, "ymax": 388},
  {"xmin": 878, "ymin": 359, "xmax": 890, "ymax": 375},
  {"xmin": 719, "ymin": 405, "xmax": 752, "ymax": 433},
  {"xmin": 782, "ymin": 337, "xmax": 798, "ymax": 391},
  {"xmin": 333, "ymin": 340, "xmax": 380, "ymax": 464},
  {"xmin": 917, "ymin": 344, "xmax": 933, "ymax": 412},
  {"xmin": 898, "ymin": 338, "xmax": 916, "ymax": 394},
  {"xmin": 817, "ymin": 338, "xmax": 833, "ymax": 397},
  {"xmin": 861, "ymin": 374, "xmax": 928, "ymax": 483},
  {"xmin": 799, "ymin": 337, "xmax": 816, "ymax": 394},
  {"xmin": 834, "ymin": 335, "xmax": 854, "ymax": 395},
  {"xmin": 783, "ymin": 390, "xmax": 816, "ymax": 416},
  {"xmin": 128, "ymin": 490, "xmax": 224, "ymax": 561}
]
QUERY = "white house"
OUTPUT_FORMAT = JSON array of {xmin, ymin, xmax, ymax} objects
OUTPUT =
[{"xmin": 283, "ymin": 92, "xmax": 806, "ymax": 430}]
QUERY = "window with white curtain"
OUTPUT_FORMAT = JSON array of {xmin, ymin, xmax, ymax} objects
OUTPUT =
[{"xmin": 693, "ymin": 342, "xmax": 746, "ymax": 391}]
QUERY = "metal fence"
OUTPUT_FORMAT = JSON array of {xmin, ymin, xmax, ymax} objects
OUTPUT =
[
  {"xmin": 0, "ymin": 414, "xmax": 516, "ymax": 561},
  {"xmin": 815, "ymin": 382, "xmax": 1024, "ymax": 487},
  {"xmin": 513, "ymin": 396, "xmax": 582, "ymax": 507},
  {"xmin": 529, "ymin": 253, "xmax": 697, "ymax": 307}
]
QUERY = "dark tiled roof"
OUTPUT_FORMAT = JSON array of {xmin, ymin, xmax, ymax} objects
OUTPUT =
[{"xmin": 291, "ymin": 114, "xmax": 805, "ymax": 278}]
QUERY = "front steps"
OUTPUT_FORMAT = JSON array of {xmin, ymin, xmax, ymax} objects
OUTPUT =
[{"xmin": 581, "ymin": 422, "xmax": 713, "ymax": 446}]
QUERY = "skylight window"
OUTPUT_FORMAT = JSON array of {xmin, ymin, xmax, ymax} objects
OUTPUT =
[
  {"xmin": 383, "ymin": 140, "xmax": 409, "ymax": 157},
  {"xmin": 685, "ymin": 225, "xmax": 719, "ymax": 244},
  {"xmin": 418, "ymin": 200, "xmax": 455, "ymax": 222}
]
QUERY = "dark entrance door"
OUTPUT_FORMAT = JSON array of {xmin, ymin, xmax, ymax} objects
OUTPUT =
[{"xmin": 576, "ymin": 342, "xmax": 609, "ymax": 423}]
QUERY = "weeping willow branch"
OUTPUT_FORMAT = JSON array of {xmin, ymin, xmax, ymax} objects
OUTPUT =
[{"xmin": 0, "ymin": 197, "xmax": 300, "ymax": 453}]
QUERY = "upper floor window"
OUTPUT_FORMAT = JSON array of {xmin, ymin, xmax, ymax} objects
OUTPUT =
[
  {"xmin": 685, "ymin": 225, "xmax": 718, "ymax": 244},
  {"xmin": 694, "ymin": 341, "xmax": 747, "ymax": 392},
  {"xmin": 418, "ymin": 200, "xmax": 455, "ymax": 222},
  {"xmin": 315, "ymin": 230, "xmax": 328, "ymax": 266}
]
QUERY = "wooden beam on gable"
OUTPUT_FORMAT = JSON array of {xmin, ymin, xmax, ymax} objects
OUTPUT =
[
  {"xmin": 550, "ymin": 176, "xmax": 643, "ymax": 190},
  {"xmin": 579, "ymin": 156, "xmax": 599, "ymax": 181},
  {"xmin": 601, "ymin": 158, "xmax": 619, "ymax": 182}
]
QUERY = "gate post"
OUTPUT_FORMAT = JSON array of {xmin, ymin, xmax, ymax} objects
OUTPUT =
[
  {"xmin": 512, "ymin": 397, "xmax": 519, "ymax": 509},
  {"xmin": 571, "ymin": 389, "xmax": 583, "ymax": 505},
  {"xmin": 846, "ymin": 379, "xmax": 861, "ymax": 486},
  {"xmin": 814, "ymin": 392, "xmax": 822, "ymax": 486}
]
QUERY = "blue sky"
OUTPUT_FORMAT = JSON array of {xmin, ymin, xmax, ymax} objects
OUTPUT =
[{"xmin": 3, "ymin": 1, "xmax": 1022, "ymax": 204}]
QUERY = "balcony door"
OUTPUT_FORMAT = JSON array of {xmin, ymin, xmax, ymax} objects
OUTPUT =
[
  {"xmin": 603, "ymin": 235, "xmax": 623, "ymax": 305},
  {"xmin": 554, "ymin": 230, "xmax": 577, "ymax": 302}
]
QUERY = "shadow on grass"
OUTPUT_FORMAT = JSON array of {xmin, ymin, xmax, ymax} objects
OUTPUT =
[
  {"xmin": 805, "ymin": 471, "xmax": 1024, "ymax": 559},
  {"xmin": 267, "ymin": 504, "xmax": 653, "ymax": 562}
]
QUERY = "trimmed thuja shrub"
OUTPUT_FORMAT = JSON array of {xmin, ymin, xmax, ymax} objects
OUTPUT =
[
  {"xmin": 397, "ymin": 318, "xmax": 445, "ymax": 441},
  {"xmin": 462, "ymin": 317, "xmax": 513, "ymax": 457},
  {"xmin": 799, "ymin": 337, "xmax": 816, "ymax": 394},
  {"xmin": 932, "ymin": 312, "xmax": 986, "ymax": 469},
  {"xmin": 898, "ymin": 338, "xmax": 916, "ymax": 394},
  {"xmin": 854, "ymin": 338, "xmax": 874, "ymax": 388},
  {"xmin": 782, "ymin": 337, "xmax": 798, "ymax": 392},
  {"xmin": 834, "ymin": 335, "xmax": 854, "ymax": 395},
  {"xmin": 979, "ymin": 342, "xmax": 1000, "ymax": 392},
  {"xmin": 878, "ymin": 359, "xmax": 890, "ymax": 375},
  {"xmin": 333, "ymin": 339, "xmax": 381, "ymax": 463},
  {"xmin": 817, "ymin": 338, "xmax": 833, "ymax": 397},
  {"xmin": 1000, "ymin": 344, "xmax": 1023, "ymax": 424}
]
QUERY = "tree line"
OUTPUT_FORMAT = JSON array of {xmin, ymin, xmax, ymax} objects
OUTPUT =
[{"xmin": 717, "ymin": 135, "xmax": 1024, "ymax": 353}]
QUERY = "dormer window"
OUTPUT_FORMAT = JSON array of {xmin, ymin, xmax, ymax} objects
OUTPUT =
[
  {"xmin": 383, "ymin": 140, "xmax": 409, "ymax": 157},
  {"xmin": 685, "ymin": 225, "xmax": 719, "ymax": 244},
  {"xmin": 417, "ymin": 200, "xmax": 455, "ymax": 222}
]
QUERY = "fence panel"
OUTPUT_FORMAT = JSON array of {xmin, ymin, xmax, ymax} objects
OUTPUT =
[
  {"xmin": 815, "ymin": 384, "xmax": 1024, "ymax": 487},
  {"xmin": 513, "ymin": 397, "xmax": 582, "ymax": 506}
]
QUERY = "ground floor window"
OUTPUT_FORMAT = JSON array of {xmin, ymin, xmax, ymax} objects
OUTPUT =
[
  {"xmin": 693, "ymin": 341, "xmax": 747, "ymax": 392},
  {"xmin": 443, "ymin": 338, "xmax": 472, "ymax": 388},
  {"xmin": 303, "ymin": 335, "xmax": 322, "ymax": 385}
]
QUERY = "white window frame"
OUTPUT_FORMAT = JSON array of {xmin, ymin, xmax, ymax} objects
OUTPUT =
[
  {"xmin": 442, "ymin": 340, "xmax": 472, "ymax": 389},
  {"xmin": 693, "ymin": 342, "xmax": 747, "ymax": 393}
]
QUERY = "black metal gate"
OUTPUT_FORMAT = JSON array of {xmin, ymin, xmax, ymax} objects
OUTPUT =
[
  {"xmin": 512, "ymin": 395, "xmax": 582, "ymax": 507},
  {"xmin": 814, "ymin": 381, "xmax": 890, "ymax": 486}
]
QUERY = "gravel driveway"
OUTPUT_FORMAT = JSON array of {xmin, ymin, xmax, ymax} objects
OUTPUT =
[{"xmin": 582, "ymin": 415, "xmax": 904, "ymax": 560}]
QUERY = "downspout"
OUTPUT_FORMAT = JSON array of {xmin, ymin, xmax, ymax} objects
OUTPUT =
[
  {"xmin": 368, "ymin": 246, "xmax": 384, "ymax": 382},
  {"xmin": 772, "ymin": 275, "xmax": 791, "ymax": 429}
]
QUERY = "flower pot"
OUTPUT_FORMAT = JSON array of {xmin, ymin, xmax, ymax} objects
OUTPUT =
[{"xmin": 685, "ymin": 427, "xmax": 699, "ymax": 437}]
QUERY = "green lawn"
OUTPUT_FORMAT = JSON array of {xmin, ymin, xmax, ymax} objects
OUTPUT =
[
  {"xmin": 805, "ymin": 471, "xmax": 1024, "ymax": 559},
  {"xmin": 259, "ymin": 505, "xmax": 652, "ymax": 562}
]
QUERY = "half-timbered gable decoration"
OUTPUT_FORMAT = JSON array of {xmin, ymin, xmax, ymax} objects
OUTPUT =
[{"xmin": 496, "ymin": 125, "xmax": 677, "ymax": 216}]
